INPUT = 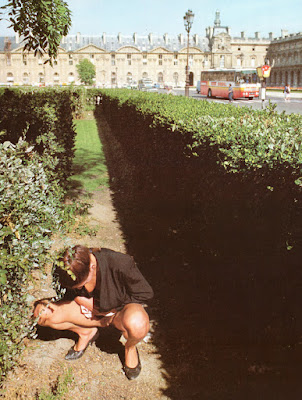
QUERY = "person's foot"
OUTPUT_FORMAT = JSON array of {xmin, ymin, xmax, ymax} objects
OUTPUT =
[
  {"xmin": 74, "ymin": 327, "xmax": 98, "ymax": 351},
  {"xmin": 123, "ymin": 348, "xmax": 141, "ymax": 380},
  {"xmin": 65, "ymin": 328, "xmax": 99, "ymax": 361}
]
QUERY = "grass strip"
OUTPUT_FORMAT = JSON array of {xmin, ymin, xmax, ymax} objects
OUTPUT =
[{"xmin": 69, "ymin": 118, "xmax": 108, "ymax": 192}]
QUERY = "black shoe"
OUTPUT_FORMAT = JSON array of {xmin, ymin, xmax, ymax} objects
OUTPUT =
[
  {"xmin": 65, "ymin": 330, "xmax": 99, "ymax": 361},
  {"xmin": 123, "ymin": 348, "xmax": 141, "ymax": 380}
]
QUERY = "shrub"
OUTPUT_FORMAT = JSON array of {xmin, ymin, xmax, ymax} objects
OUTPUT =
[{"xmin": 0, "ymin": 139, "xmax": 66, "ymax": 378}]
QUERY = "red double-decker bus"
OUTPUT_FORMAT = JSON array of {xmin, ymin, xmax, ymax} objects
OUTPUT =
[{"xmin": 199, "ymin": 68, "xmax": 260, "ymax": 100}]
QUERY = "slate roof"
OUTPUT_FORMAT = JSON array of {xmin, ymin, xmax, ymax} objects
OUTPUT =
[{"xmin": 0, "ymin": 33, "xmax": 210, "ymax": 52}]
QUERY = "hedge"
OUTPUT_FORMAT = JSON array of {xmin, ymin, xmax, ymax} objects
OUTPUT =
[
  {"xmin": 0, "ymin": 88, "xmax": 78, "ymax": 379},
  {"xmin": 98, "ymin": 89, "xmax": 302, "ymax": 255}
]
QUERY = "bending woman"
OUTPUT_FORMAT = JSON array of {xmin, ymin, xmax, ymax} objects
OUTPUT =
[{"xmin": 33, "ymin": 245, "xmax": 154, "ymax": 380}]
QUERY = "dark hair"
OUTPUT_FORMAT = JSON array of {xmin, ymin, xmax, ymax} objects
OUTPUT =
[{"xmin": 57, "ymin": 245, "xmax": 91, "ymax": 288}]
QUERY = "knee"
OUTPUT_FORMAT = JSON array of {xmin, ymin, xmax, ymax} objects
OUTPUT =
[{"xmin": 124, "ymin": 308, "xmax": 150, "ymax": 339}]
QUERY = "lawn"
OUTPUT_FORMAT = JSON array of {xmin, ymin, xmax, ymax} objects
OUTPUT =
[{"xmin": 69, "ymin": 118, "xmax": 108, "ymax": 192}]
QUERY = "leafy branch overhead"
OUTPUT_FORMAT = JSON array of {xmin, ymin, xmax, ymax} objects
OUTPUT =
[{"xmin": 0, "ymin": 0, "xmax": 72, "ymax": 63}]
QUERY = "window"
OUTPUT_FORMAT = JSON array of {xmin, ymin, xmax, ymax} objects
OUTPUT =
[
  {"xmin": 251, "ymin": 57, "xmax": 256, "ymax": 67},
  {"xmin": 69, "ymin": 54, "xmax": 73, "ymax": 65},
  {"xmin": 237, "ymin": 57, "xmax": 242, "ymax": 67},
  {"xmin": 68, "ymin": 72, "xmax": 75, "ymax": 83},
  {"xmin": 38, "ymin": 54, "xmax": 43, "ymax": 65},
  {"xmin": 238, "ymin": 47, "xmax": 241, "ymax": 51},
  {"xmin": 127, "ymin": 54, "xmax": 131, "ymax": 66},
  {"xmin": 111, "ymin": 71, "xmax": 117, "ymax": 87},
  {"xmin": 143, "ymin": 53, "xmax": 147, "ymax": 65},
  {"xmin": 174, "ymin": 53, "xmax": 178, "ymax": 66},
  {"xmin": 127, "ymin": 72, "xmax": 132, "ymax": 84},
  {"xmin": 6, "ymin": 55, "xmax": 11, "ymax": 66},
  {"xmin": 53, "ymin": 73, "xmax": 60, "ymax": 84},
  {"xmin": 142, "ymin": 72, "xmax": 148, "ymax": 79},
  {"xmin": 159, "ymin": 54, "xmax": 162, "ymax": 66},
  {"xmin": 111, "ymin": 54, "xmax": 116, "ymax": 66},
  {"xmin": 23, "ymin": 54, "xmax": 27, "ymax": 65},
  {"xmin": 38, "ymin": 72, "xmax": 44, "ymax": 84},
  {"xmin": 189, "ymin": 55, "xmax": 193, "ymax": 67},
  {"xmin": 220, "ymin": 55, "xmax": 225, "ymax": 67},
  {"xmin": 23, "ymin": 72, "xmax": 29, "ymax": 85},
  {"xmin": 252, "ymin": 47, "xmax": 255, "ymax": 51},
  {"xmin": 158, "ymin": 72, "xmax": 164, "ymax": 82},
  {"xmin": 7, "ymin": 72, "xmax": 14, "ymax": 84}
]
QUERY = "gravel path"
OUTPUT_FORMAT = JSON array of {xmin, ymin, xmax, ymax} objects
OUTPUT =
[{"xmin": 2, "ymin": 189, "xmax": 169, "ymax": 400}]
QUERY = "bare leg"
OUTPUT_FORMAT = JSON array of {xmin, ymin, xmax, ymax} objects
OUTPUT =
[
  {"xmin": 34, "ymin": 300, "xmax": 103, "ymax": 351},
  {"xmin": 112, "ymin": 303, "xmax": 150, "ymax": 368}
]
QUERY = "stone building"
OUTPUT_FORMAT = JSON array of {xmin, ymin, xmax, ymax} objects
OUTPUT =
[
  {"xmin": 266, "ymin": 30, "xmax": 302, "ymax": 88},
  {"xmin": 0, "ymin": 12, "xmax": 300, "ymax": 88}
]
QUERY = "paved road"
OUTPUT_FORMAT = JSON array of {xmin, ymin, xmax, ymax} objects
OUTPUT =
[{"xmin": 171, "ymin": 89, "xmax": 302, "ymax": 115}]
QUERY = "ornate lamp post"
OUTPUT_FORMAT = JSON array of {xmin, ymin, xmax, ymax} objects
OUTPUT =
[{"xmin": 183, "ymin": 9, "xmax": 194, "ymax": 97}]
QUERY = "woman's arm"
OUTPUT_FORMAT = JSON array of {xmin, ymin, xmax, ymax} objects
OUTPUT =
[{"xmin": 120, "ymin": 256, "xmax": 154, "ymax": 303}]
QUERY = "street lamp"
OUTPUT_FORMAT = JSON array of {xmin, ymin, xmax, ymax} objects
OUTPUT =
[{"xmin": 183, "ymin": 9, "xmax": 194, "ymax": 97}]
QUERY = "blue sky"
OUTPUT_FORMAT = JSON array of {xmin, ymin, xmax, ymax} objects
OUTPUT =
[{"xmin": 0, "ymin": 0, "xmax": 301, "ymax": 38}]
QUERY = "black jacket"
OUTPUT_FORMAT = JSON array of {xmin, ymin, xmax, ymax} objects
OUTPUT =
[{"xmin": 88, "ymin": 248, "xmax": 153, "ymax": 312}]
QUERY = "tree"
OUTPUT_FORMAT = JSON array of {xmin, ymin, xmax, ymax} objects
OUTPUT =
[
  {"xmin": 0, "ymin": 0, "xmax": 71, "ymax": 63},
  {"xmin": 76, "ymin": 58, "xmax": 96, "ymax": 86}
]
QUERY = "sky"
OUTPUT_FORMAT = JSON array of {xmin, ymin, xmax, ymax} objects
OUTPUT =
[{"xmin": 0, "ymin": 0, "xmax": 301, "ymax": 38}]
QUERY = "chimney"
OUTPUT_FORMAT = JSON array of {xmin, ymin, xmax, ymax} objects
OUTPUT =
[
  {"xmin": 148, "ymin": 33, "xmax": 153, "ymax": 44},
  {"xmin": 133, "ymin": 32, "xmax": 137, "ymax": 44},
  {"xmin": 178, "ymin": 33, "xmax": 184, "ymax": 45},
  {"xmin": 15, "ymin": 32, "xmax": 19, "ymax": 44},
  {"xmin": 163, "ymin": 33, "xmax": 168, "ymax": 45},
  {"xmin": 255, "ymin": 32, "xmax": 260, "ymax": 39},
  {"xmin": 194, "ymin": 34, "xmax": 198, "ymax": 45},
  {"xmin": 241, "ymin": 31, "xmax": 245, "ymax": 39},
  {"xmin": 102, "ymin": 32, "xmax": 106, "ymax": 44},
  {"xmin": 76, "ymin": 32, "xmax": 81, "ymax": 44},
  {"xmin": 117, "ymin": 32, "xmax": 122, "ymax": 44},
  {"xmin": 269, "ymin": 32, "xmax": 274, "ymax": 40},
  {"xmin": 281, "ymin": 29, "xmax": 288, "ymax": 38},
  {"xmin": 226, "ymin": 27, "xmax": 231, "ymax": 35}
]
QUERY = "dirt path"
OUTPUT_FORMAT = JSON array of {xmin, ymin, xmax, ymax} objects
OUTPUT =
[{"xmin": 2, "ymin": 189, "xmax": 168, "ymax": 400}]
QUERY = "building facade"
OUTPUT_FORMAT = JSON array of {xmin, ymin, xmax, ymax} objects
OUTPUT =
[
  {"xmin": 266, "ymin": 31, "xmax": 302, "ymax": 87},
  {"xmin": 0, "ymin": 12, "xmax": 301, "ymax": 88}
]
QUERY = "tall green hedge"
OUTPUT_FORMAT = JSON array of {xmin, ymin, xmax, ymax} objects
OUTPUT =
[
  {"xmin": 0, "ymin": 88, "xmax": 78, "ymax": 379},
  {"xmin": 98, "ymin": 89, "xmax": 302, "ymax": 255}
]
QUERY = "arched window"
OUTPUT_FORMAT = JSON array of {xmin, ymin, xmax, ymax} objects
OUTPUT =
[
  {"xmin": 53, "ymin": 72, "xmax": 60, "ymax": 84},
  {"xmin": 251, "ymin": 57, "xmax": 256, "ymax": 67},
  {"xmin": 127, "ymin": 72, "xmax": 132, "ymax": 84},
  {"xmin": 142, "ymin": 72, "xmax": 148, "ymax": 79},
  {"xmin": 157, "ymin": 72, "xmax": 164, "ymax": 83},
  {"xmin": 68, "ymin": 72, "xmax": 74, "ymax": 83},
  {"xmin": 7, "ymin": 72, "xmax": 14, "ymax": 84},
  {"xmin": 237, "ymin": 57, "xmax": 242, "ymax": 67}
]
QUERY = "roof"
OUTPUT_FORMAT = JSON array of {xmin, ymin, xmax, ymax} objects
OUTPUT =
[{"xmin": 0, "ymin": 33, "xmax": 210, "ymax": 53}]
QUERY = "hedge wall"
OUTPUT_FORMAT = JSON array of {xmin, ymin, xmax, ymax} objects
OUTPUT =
[
  {"xmin": 0, "ymin": 88, "xmax": 77, "ymax": 379},
  {"xmin": 95, "ymin": 89, "xmax": 302, "ymax": 345}
]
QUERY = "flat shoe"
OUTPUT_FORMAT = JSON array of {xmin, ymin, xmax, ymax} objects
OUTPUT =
[
  {"xmin": 65, "ymin": 330, "xmax": 99, "ymax": 361},
  {"xmin": 123, "ymin": 348, "xmax": 141, "ymax": 380}
]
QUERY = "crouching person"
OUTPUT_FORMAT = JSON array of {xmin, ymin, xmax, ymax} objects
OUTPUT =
[{"xmin": 33, "ymin": 246, "xmax": 154, "ymax": 380}]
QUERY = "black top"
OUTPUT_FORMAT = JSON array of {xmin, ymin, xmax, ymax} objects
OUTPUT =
[{"xmin": 76, "ymin": 248, "xmax": 154, "ymax": 312}]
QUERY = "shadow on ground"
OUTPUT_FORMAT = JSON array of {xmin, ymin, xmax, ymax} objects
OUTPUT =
[{"xmin": 94, "ymin": 107, "xmax": 302, "ymax": 400}]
